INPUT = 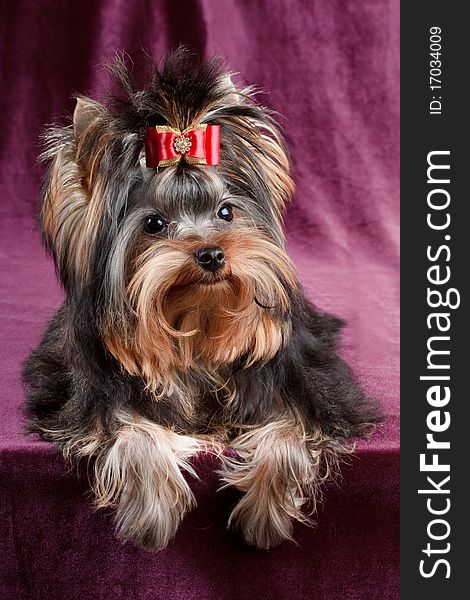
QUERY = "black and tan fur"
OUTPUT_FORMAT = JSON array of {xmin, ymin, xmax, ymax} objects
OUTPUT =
[{"xmin": 23, "ymin": 49, "xmax": 381, "ymax": 550}]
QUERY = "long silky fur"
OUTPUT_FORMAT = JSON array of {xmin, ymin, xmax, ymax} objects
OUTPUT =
[
  {"xmin": 219, "ymin": 420, "xmax": 350, "ymax": 549},
  {"xmin": 23, "ymin": 48, "xmax": 382, "ymax": 551},
  {"xmin": 92, "ymin": 411, "xmax": 205, "ymax": 550}
]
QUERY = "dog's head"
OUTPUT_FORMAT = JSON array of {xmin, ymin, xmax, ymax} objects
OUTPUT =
[{"xmin": 41, "ymin": 49, "xmax": 297, "ymax": 389}]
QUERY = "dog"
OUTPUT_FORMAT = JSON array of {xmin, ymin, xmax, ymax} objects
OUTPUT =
[{"xmin": 23, "ymin": 49, "xmax": 381, "ymax": 551}]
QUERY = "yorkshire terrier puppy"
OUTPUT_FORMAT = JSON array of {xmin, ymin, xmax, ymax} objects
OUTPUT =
[{"xmin": 23, "ymin": 49, "xmax": 380, "ymax": 550}]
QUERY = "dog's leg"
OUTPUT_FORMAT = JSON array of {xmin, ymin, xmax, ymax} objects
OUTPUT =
[
  {"xmin": 220, "ymin": 420, "xmax": 345, "ymax": 549},
  {"xmin": 91, "ymin": 411, "xmax": 204, "ymax": 550}
]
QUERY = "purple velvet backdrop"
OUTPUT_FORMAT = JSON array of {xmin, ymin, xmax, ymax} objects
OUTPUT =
[{"xmin": 0, "ymin": 1, "xmax": 399, "ymax": 599}]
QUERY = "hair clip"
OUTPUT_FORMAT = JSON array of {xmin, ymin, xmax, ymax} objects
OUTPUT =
[{"xmin": 145, "ymin": 124, "xmax": 220, "ymax": 168}]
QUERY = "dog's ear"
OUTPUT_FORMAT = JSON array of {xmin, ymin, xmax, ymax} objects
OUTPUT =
[
  {"xmin": 209, "ymin": 74, "xmax": 295, "ymax": 217},
  {"xmin": 218, "ymin": 74, "xmax": 241, "ymax": 105},
  {"xmin": 251, "ymin": 114, "xmax": 294, "ymax": 216},
  {"xmin": 73, "ymin": 97, "xmax": 105, "ymax": 141},
  {"xmin": 40, "ymin": 98, "xmax": 111, "ymax": 288},
  {"xmin": 72, "ymin": 97, "xmax": 111, "ymax": 178}
]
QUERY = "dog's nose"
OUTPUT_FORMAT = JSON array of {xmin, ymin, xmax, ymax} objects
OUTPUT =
[{"xmin": 195, "ymin": 247, "xmax": 225, "ymax": 272}]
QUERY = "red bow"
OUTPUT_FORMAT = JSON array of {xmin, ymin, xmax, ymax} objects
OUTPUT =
[{"xmin": 145, "ymin": 124, "xmax": 220, "ymax": 168}]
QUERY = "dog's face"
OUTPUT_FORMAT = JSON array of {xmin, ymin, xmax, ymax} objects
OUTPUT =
[{"xmin": 41, "ymin": 51, "xmax": 297, "ymax": 390}]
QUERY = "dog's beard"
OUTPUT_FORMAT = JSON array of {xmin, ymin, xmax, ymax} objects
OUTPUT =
[{"xmin": 104, "ymin": 228, "xmax": 296, "ymax": 393}]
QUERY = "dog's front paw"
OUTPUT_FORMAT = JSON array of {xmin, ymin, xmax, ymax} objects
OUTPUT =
[
  {"xmin": 221, "ymin": 451, "xmax": 310, "ymax": 550},
  {"xmin": 113, "ymin": 464, "xmax": 195, "ymax": 551},
  {"xmin": 93, "ymin": 415, "xmax": 203, "ymax": 550},
  {"xmin": 220, "ymin": 422, "xmax": 328, "ymax": 549},
  {"xmin": 227, "ymin": 490, "xmax": 298, "ymax": 550}
]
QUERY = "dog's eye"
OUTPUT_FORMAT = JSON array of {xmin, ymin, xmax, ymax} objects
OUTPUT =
[
  {"xmin": 143, "ymin": 216, "xmax": 167, "ymax": 234},
  {"xmin": 217, "ymin": 205, "xmax": 233, "ymax": 222}
]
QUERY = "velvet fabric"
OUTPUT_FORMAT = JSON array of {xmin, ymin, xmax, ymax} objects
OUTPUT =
[{"xmin": 0, "ymin": 1, "xmax": 399, "ymax": 598}]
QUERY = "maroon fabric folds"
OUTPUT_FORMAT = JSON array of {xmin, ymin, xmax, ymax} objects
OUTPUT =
[{"xmin": 0, "ymin": 1, "xmax": 399, "ymax": 599}]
